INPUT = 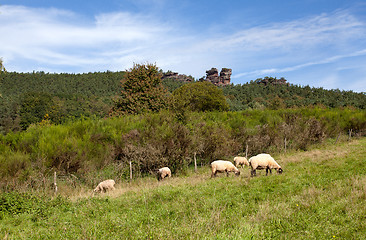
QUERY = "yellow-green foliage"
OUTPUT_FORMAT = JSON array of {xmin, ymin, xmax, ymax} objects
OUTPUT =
[{"xmin": 172, "ymin": 81, "xmax": 229, "ymax": 112}]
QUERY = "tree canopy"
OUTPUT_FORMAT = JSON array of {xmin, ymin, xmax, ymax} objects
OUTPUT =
[
  {"xmin": 110, "ymin": 63, "xmax": 169, "ymax": 115},
  {"xmin": 172, "ymin": 81, "xmax": 229, "ymax": 112}
]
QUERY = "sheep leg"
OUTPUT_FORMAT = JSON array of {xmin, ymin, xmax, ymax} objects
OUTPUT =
[
  {"xmin": 226, "ymin": 170, "xmax": 229, "ymax": 177},
  {"xmin": 266, "ymin": 167, "xmax": 272, "ymax": 176},
  {"xmin": 251, "ymin": 169, "xmax": 256, "ymax": 177}
]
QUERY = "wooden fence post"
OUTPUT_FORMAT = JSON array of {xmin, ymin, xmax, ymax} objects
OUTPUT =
[
  {"xmin": 245, "ymin": 144, "xmax": 248, "ymax": 159},
  {"xmin": 335, "ymin": 132, "xmax": 341, "ymax": 144},
  {"xmin": 194, "ymin": 152, "xmax": 197, "ymax": 173},
  {"xmin": 129, "ymin": 161, "xmax": 133, "ymax": 180},
  {"xmin": 348, "ymin": 129, "xmax": 352, "ymax": 141},
  {"xmin": 284, "ymin": 137, "xmax": 287, "ymax": 153},
  {"xmin": 54, "ymin": 171, "xmax": 57, "ymax": 195}
]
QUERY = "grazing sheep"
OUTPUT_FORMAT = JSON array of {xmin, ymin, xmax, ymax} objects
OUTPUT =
[
  {"xmin": 249, "ymin": 154, "xmax": 283, "ymax": 176},
  {"xmin": 233, "ymin": 156, "xmax": 249, "ymax": 168},
  {"xmin": 157, "ymin": 167, "xmax": 171, "ymax": 181},
  {"xmin": 93, "ymin": 179, "xmax": 116, "ymax": 193},
  {"xmin": 211, "ymin": 160, "xmax": 240, "ymax": 178}
]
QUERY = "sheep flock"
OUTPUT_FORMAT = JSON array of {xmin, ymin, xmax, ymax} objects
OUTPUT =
[{"xmin": 92, "ymin": 153, "xmax": 282, "ymax": 194}]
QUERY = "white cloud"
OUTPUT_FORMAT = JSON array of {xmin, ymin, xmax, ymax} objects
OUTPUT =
[
  {"xmin": 0, "ymin": 5, "xmax": 172, "ymax": 71},
  {"xmin": 1, "ymin": 3, "xmax": 366, "ymax": 93}
]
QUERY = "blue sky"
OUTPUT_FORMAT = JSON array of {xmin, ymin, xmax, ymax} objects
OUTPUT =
[{"xmin": 1, "ymin": 0, "xmax": 366, "ymax": 92}]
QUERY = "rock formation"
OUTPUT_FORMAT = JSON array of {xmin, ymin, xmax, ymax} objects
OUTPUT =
[
  {"xmin": 205, "ymin": 68, "xmax": 220, "ymax": 84},
  {"xmin": 162, "ymin": 71, "xmax": 194, "ymax": 82},
  {"xmin": 205, "ymin": 67, "xmax": 232, "ymax": 85},
  {"xmin": 256, "ymin": 77, "xmax": 288, "ymax": 86},
  {"xmin": 220, "ymin": 68, "xmax": 232, "ymax": 85},
  {"xmin": 162, "ymin": 68, "xmax": 232, "ymax": 86}
]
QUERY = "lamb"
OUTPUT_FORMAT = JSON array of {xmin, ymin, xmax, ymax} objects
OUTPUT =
[
  {"xmin": 249, "ymin": 154, "xmax": 283, "ymax": 176},
  {"xmin": 157, "ymin": 167, "xmax": 171, "ymax": 181},
  {"xmin": 233, "ymin": 156, "xmax": 249, "ymax": 168},
  {"xmin": 93, "ymin": 179, "xmax": 116, "ymax": 193},
  {"xmin": 211, "ymin": 160, "xmax": 240, "ymax": 178}
]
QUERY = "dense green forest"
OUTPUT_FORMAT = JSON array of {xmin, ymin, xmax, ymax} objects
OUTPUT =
[
  {"xmin": 0, "ymin": 71, "xmax": 124, "ymax": 133},
  {"xmin": 1, "ymin": 71, "xmax": 365, "ymax": 134},
  {"xmin": 223, "ymin": 78, "xmax": 366, "ymax": 111}
]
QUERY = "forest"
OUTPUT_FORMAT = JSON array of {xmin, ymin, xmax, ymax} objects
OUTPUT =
[{"xmin": 1, "ymin": 70, "xmax": 365, "ymax": 134}]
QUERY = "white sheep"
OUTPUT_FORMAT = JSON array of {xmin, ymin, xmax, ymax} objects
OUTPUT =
[
  {"xmin": 157, "ymin": 167, "xmax": 171, "ymax": 181},
  {"xmin": 93, "ymin": 179, "xmax": 116, "ymax": 193},
  {"xmin": 249, "ymin": 154, "xmax": 283, "ymax": 176},
  {"xmin": 233, "ymin": 156, "xmax": 249, "ymax": 168},
  {"xmin": 211, "ymin": 160, "xmax": 240, "ymax": 178}
]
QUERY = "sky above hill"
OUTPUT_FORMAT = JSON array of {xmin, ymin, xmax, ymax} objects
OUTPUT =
[{"xmin": 1, "ymin": 0, "xmax": 366, "ymax": 92}]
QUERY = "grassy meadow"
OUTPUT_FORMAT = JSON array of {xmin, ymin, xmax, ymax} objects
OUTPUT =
[{"xmin": 1, "ymin": 137, "xmax": 365, "ymax": 239}]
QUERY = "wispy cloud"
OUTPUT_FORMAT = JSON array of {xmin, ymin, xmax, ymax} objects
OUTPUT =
[
  {"xmin": 195, "ymin": 10, "xmax": 365, "ymax": 53},
  {"xmin": 0, "ymin": 4, "xmax": 365, "ymax": 90},
  {"xmin": 0, "ymin": 5, "xmax": 173, "ymax": 71},
  {"xmin": 232, "ymin": 49, "xmax": 366, "ymax": 78}
]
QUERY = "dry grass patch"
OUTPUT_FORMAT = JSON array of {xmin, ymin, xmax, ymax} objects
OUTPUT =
[{"xmin": 277, "ymin": 138, "xmax": 362, "ymax": 167}]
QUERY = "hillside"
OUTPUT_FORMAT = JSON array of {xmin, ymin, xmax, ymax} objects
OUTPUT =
[
  {"xmin": 1, "ymin": 71, "xmax": 365, "ymax": 134},
  {"xmin": 0, "ymin": 71, "xmax": 124, "ymax": 133},
  {"xmin": 0, "ymin": 138, "xmax": 365, "ymax": 239}
]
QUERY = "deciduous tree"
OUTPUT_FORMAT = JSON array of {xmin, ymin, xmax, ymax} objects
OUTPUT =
[{"xmin": 111, "ymin": 63, "xmax": 169, "ymax": 115}]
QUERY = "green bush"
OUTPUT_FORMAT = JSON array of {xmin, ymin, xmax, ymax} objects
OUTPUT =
[{"xmin": 172, "ymin": 81, "xmax": 229, "ymax": 113}]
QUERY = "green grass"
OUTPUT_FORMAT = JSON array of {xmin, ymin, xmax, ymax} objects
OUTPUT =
[{"xmin": 1, "ymin": 138, "xmax": 366, "ymax": 239}]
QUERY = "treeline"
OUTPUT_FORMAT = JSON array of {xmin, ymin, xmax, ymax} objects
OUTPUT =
[
  {"xmin": 0, "ymin": 108, "xmax": 365, "ymax": 191},
  {"xmin": 223, "ymin": 77, "xmax": 366, "ymax": 111},
  {"xmin": 1, "ymin": 71, "xmax": 124, "ymax": 133},
  {"xmin": 1, "ymin": 71, "xmax": 365, "ymax": 134}
]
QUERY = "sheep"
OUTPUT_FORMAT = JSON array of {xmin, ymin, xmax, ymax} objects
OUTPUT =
[
  {"xmin": 157, "ymin": 167, "xmax": 171, "ymax": 181},
  {"xmin": 211, "ymin": 160, "xmax": 240, "ymax": 178},
  {"xmin": 233, "ymin": 156, "xmax": 249, "ymax": 168},
  {"xmin": 93, "ymin": 179, "xmax": 116, "ymax": 193},
  {"xmin": 249, "ymin": 154, "xmax": 283, "ymax": 177}
]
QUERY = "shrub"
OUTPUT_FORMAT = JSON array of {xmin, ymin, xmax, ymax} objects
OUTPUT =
[{"xmin": 172, "ymin": 81, "xmax": 229, "ymax": 113}]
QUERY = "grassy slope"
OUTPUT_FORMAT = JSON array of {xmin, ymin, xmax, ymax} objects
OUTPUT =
[{"xmin": 1, "ymin": 138, "xmax": 366, "ymax": 239}]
